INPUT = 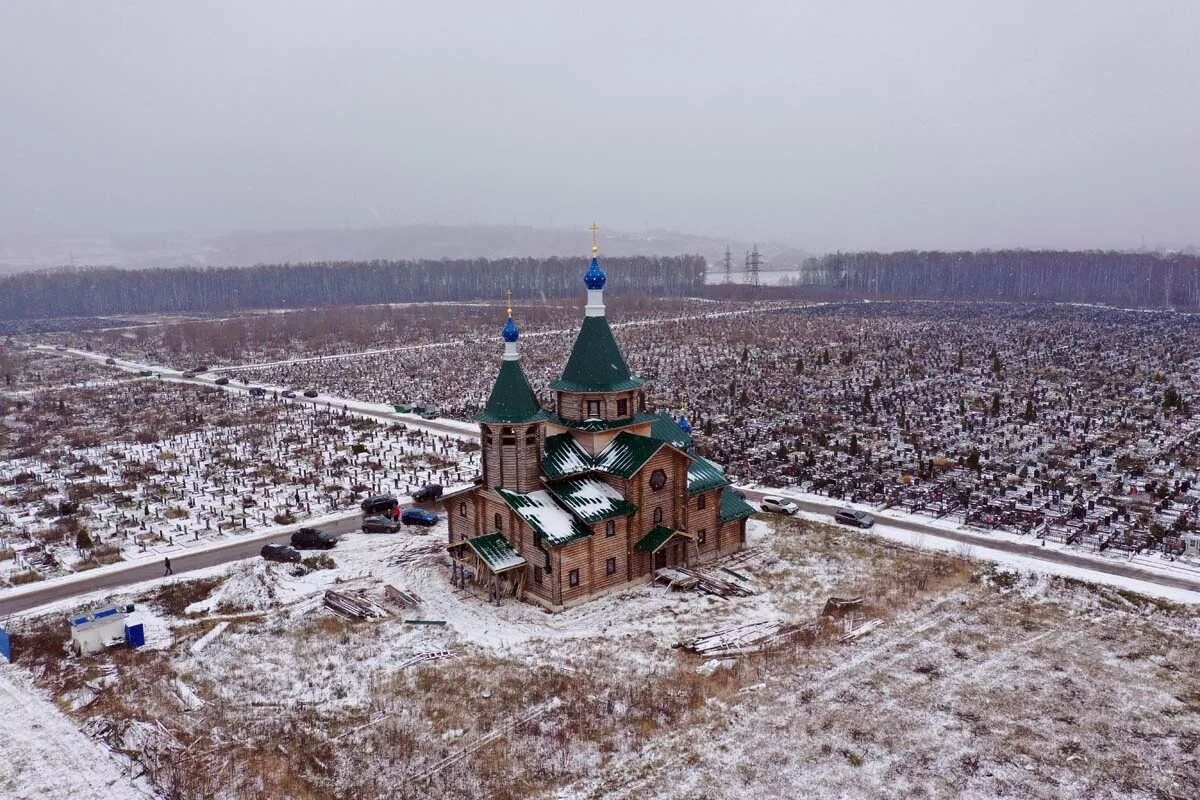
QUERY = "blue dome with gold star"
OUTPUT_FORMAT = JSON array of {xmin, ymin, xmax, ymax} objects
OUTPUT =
[
  {"xmin": 583, "ymin": 257, "xmax": 607, "ymax": 290},
  {"xmin": 502, "ymin": 316, "xmax": 519, "ymax": 343}
]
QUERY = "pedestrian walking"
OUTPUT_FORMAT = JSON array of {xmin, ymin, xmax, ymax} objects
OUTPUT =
[{"xmin": 164, "ymin": 556, "xmax": 173, "ymax": 576}]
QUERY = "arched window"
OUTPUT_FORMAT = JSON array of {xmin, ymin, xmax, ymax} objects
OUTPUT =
[
  {"xmin": 605, "ymin": 520, "xmax": 616, "ymax": 537},
  {"xmin": 501, "ymin": 426, "xmax": 515, "ymax": 446},
  {"xmin": 494, "ymin": 512, "xmax": 503, "ymax": 531}
]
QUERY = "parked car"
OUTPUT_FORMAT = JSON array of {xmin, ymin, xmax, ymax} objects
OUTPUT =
[
  {"xmin": 412, "ymin": 484, "xmax": 443, "ymax": 503},
  {"xmin": 54, "ymin": 344, "xmax": 67, "ymax": 351},
  {"xmin": 182, "ymin": 371, "xmax": 197, "ymax": 379},
  {"xmin": 361, "ymin": 494, "xmax": 399, "ymax": 516},
  {"xmin": 193, "ymin": 364, "xmax": 209, "ymax": 372},
  {"xmin": 401, "ymin": 508, "xmax": 439, "ymax": 527},
  {"xmin": 393, "ymin": 401, "xmax": 412, "ymax": 413},
  {"xmin": 138, "ymin": 370, "xmax": 154, "ymax": 377},
  {"xmin": 215, "ymin": 376, "xmax": 230, "ymax": 385},
  {"xmin": 104, "ymin": 357, "xmax": 116, "ymax": 365},
  {"xmin": 361, "ymin": 515, "xmax": 404, "ymax": 534},
  {"xmin": 834, "ymin": 508, "xmax": 875, "ymax": 528},
  {"xmin": 290, "ymin": 527, "xmax": 337, "ymax": 550},
  {"xmin": 248, "ymin": 387, "xmax": 266, "ymax": 397},
  {"xmin": 760, "ymin": 496, "xmax": 799, "ymax": 515},
  {"xmin": 261, "ymin": 543, "xmax": 302, "ymax": 563},
  {"xmin": 420, "ymin": 407, "xmax": 440, "ymax": 420},
  {"xmin": 281, "ymin": 389, "xmax": 297, "ymax": 398},
  {"xmin": 303, "ymin": 389, "xmax": 319, "ymax": 398}
]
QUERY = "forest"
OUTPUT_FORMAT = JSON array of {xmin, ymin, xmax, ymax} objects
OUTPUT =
[
  {"xmin": 792, "ymin": 250, "xmax": 1200, "ymax": 309},
  {"xmin": 0, "ymin": 255, "xmax": 707, "ymax": 320}
]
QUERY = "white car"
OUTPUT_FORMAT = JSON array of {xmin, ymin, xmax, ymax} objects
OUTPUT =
[{"xmin": 760, "ymin": 496, "xmax": 799, "ymax": 515}]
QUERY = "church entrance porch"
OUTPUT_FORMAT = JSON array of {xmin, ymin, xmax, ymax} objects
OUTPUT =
[
  {"xmin": 447, "ymin": 533, "xmax": 528, "ymax": 605},
  {"xmin": 635, "ymin": 526, "xmax": 694, "ymax": 578}
]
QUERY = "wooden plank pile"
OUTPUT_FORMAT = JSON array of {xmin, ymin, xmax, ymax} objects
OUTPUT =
[
  {"xmin": 675, "ymin": 566, "xmax": 756, "ymax": 598},
  {"xmin": 396, "ymin": 649, "xmax": 457, "ymax": 670},
  {"xmin": 323, "ymin": 589, "xmax": 389, "ymax": 620},
  {"xmin": 384, "ymin": 584, "xmax": 423, "ymax": 609},
  {"xmin": 676, "ymin": 620, "xmax": 812, "ymax": 657},
  {"xmin": 652, "ymin": 567, "xmax": 699, "ymax": 591}
]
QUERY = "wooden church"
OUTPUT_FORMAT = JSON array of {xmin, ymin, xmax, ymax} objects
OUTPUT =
[{"xmin": 446, "ymin": 234, "xmax": 754, "ymax": 610}]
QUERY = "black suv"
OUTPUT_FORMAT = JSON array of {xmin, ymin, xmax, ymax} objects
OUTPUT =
[
  {"xmin": 412, "ymin": 484, "xmax": 443, "ymax": 503},
  {"xmin": 261, "ymin": 543, "xmax": 302, "ymax": 563},
  {"xmin": 291, "ymin": 527, "xmax": 337, "ymax": 550},
  {"xmin": 361, "ymin": 494, "xmax": 399, "ymax": 516}
]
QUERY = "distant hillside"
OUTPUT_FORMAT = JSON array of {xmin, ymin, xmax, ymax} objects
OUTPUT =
[
  {"xmin": 0, "ymin": 224, "xmax": 744, "ymax": 273},
  {"xmin": 0, "ymin": 255, "xmax": 706, "ymax": 320},
  {"xmin": 790, "ymin": 250, "xmax": 1200, "ymax": 309}
]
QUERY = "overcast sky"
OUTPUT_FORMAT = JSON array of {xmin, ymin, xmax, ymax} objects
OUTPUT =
[{"xmin": 1, "ymin": 1, "xmax": 1197, "ymax": 251}]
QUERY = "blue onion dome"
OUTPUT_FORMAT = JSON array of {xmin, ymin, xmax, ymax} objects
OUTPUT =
[
  {"xmin": 583, "ymin": 256, "xmax": 607, "ymax": 290},
  {"xmin": 678, "ymin": 415, "xmax": 692, "ymax": 433},
  {"xmin": 502, "ymin": 316, "xmax": 520, "ymax": 343}
]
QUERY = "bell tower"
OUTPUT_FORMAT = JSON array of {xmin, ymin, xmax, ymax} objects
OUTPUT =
[{"xmin": 477, "ymin": 296, "xmax": 548, "ymax": 493}]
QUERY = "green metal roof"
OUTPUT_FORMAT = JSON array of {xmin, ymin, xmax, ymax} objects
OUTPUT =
[
  {"xmin": 476, "ymin": 359, "xmax": 550, "ymax": 425},
  {"xmin": 719, "ymin": 487, "xmax": 756, "ymax": 522},
  {"xmin": 549, "ymin": 411, "xmax": 657, "ymax": 433},
  {"xmin": 549, "ymin": 316, "xmax": 645, "ymax": 393},
  {"xmin": 547, "ymin": 477, "xmax": 638, "ymax": 523},
  {"xmin": 593, "ymin": 432, "xmax": 667, "ymax": 479},
  {"xmin": 465, "ymin": 532, "xmax": 527, "ymax": 572},
  {"xmin": 687, "ymin": 456, "xmax": 731, "ymax": 496},
  {"xmin": 542, "ymin": 433, "xmax": 594, "ymax": 479},
  {"xmin": 495, "ymin": 487, "xmax": 592, "ymax": 546},
  {"xmin": 649, "ymin": 411, "xmax": 695, "ymax": 450},
  {"xmin": 635, "ymin": 525, "xmax": 677, "ymax": 553}
]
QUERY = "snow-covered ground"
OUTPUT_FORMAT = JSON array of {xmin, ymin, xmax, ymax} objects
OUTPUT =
[{"xmin": 0, "ymin": 663, "xmax": 155, "ymax": 799}]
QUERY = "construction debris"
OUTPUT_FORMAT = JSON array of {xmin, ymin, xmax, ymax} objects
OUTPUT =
[
  {"xmin": 384, "ymin": 585, "xmax": 423, "ymax": 609},
  {"xmin": 396, "ymin": 649, "xmax": 457, "ymax": 670},
  {"xmin": 323, "ymin": 590, "xmax": 390, "ymax": 620},
  {"xmin": 677, "ymin": 620, "xmax": 813, "ymax": 657},
  {"xmin": 653, "ymin": 567, "xmax": 699, "ymax": 591},
  {"xmin": 675, "ymin": 566, "xmax": 756, "ymax": 598},
  {"xmin": 821, "ymin": 596, "xmax": 864, "ymax": 618},
  {"xmin": 839, "ymin": 618, "xmax": 884, "ymax": 642}
]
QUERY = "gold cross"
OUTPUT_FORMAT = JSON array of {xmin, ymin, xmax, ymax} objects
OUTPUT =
[
  {"xmin": 505, "ymin": 288, "xmax": 512, "ymax": 318},
  {"xmin": 590, "ymin": 222, "xmax": 600, "ymax": 255}
]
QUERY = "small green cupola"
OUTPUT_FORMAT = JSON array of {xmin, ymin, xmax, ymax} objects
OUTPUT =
[{"xmin": 477, "ymin": 308, "xmax": 550, "ymax": 425}]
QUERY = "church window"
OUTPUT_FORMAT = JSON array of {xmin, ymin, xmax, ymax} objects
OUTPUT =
[
  {"xmin": 650, "ymin": 469, "xmax": 667, "ymax": 491},
  {"xmin": 605, "ymin": 520, "xmax": 616, "ymax": 537},
  {"xmin": 587, "ymin": 399, "xmax": 601, "ymax": 417},
  {"xmin": 569, "ymin": 569, "xmax": 580, "ymax": 587},
  {"xmin": 501, "ymin": 426, "xmax": 515, "ymax": 446},
  {"xmin": 459, "ymin": 502, "xmax": 467, "ymax": 518},
  {"xmin": 606, "ymin": 557, "xmax": 617, "ymax": 576},
  {"xmin": 697, "ymin": 494, "xmax": 706, "ymax": 511},
  {"xmin": 534, "ymin": 566, "xmax": 543, "ymax": 585},
  {"xmin": 617, "ymin": 398, "xmax": 629, "ymax": 416},
  {"xmin": 494, "ymin": 512, "xmax": 503, "ymax": 531},
  {"xmin": 698, "ymin": 529, "xmax": 707, "ymax": 545},
  {"xmin": 653, "ymin": 507, "xmax": 663, "ymax": 525}
]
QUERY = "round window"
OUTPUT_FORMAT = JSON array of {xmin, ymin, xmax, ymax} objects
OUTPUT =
[{"xmin": 649, "ymin": 469, "xmax": 667, "ymax": 491}]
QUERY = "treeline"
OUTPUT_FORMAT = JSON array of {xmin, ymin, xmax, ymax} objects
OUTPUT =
[
  {"xmin": 792, "ymin": 250, "xmax": 1200, "ymax": 309},
  {"xmin": 0, "ymin": 255, "xmax": 706, "ymax": 320}
]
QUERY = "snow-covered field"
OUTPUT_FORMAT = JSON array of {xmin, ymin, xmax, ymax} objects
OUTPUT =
[{"xmin": 5, "ymin": 515, "xmax": 1198, "ymax": 800}]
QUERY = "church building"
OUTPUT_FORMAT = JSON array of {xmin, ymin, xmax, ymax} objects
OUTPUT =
[{"xmin": 446, "ymin": 233, "xmax": 755, "ymax": 610}]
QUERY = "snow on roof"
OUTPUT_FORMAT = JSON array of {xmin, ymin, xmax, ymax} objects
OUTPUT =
[
  {"xmin": 548, "ymin": 477, "xmax": 638, "ymax": 523},
  {"xmin": 466, "ymin": 532, "xmax": 527, "ymax": 572},
  {"xmin": 495, "ymin": 488, "xmax": 592, "ymax": 546},
  {"xmin": 542, "ymin": 434, "xmax": 594, "ymax": 479}
]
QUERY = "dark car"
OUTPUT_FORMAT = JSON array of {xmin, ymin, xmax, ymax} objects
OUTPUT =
[
  {"xmin": 412, "ymin": 484, "xmax": 443, "ymax": 503},
  {"xmin": 834, "ymin": 508, "xmax": 875, "ymax": 528},
  {"xmin": 291, "ymin": 527, "xmax": 337, "ymax": 550},
  {"xmin": 248, "ymin": 387, "xmax": 266, "ymax": 397},
  {"xmin": 362, "ymin": 515, "xmax": 404, "ymax": 534},
  {"xmin": 401, "ymin": 508, "xmax": 439, "ymax": 527},
  {"xmin": 361, "ymin": 494, "xmax": 399, "ymax": 516},
  {"xmin": 303, "ymin": 389, "xmax": 319, "ymax": 398},
  {"xmin": 104, "ymin": 357, "xmax": 116, "ymax": 365},
  {"xmin": 281, "ymin": 389, "xmax": 297, "ymax": 398},
  {"xmin": 138, "ymin": 370, "xmax": 154, "ymax": 377},
  {"xmin": 215, "ymin": 376, "xmax": 230, "ymax": 386},
  {"xmin": 182, "ymin": 371, "xmax": 197, "ymax": 379},
  {"xmin": 194, "ymin": 364, "xmax": 209, "ymax": 372},
  {"xmin": 261, "ymin": 543, "xmax": 302, "ymax": 563}
]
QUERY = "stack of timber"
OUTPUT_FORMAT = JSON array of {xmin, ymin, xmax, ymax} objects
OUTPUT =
[
  {"xmin": 677, "ymin": 620, "xmax": 813, "ymax": 657},
  {"xmin": 396, "ymin": 649, "xmax": 457, "ymax": 670},
  {"xmin": 821, "ymin": 596, "xmax": 863, "ymax": 618},
  {"xmin": 324, "ymin": 590, "xmax": 390, "ymax": 620},
  {"xmin": 674, "ymin": 567, "xmax": 756, "ymax": 598},
  {"xmin": 385, "ymin": 584, "xmax": 423, "ymax": 609},
  {"xmin": 653, "ymin": 567, "xmax": 700, "ymax": 591}
]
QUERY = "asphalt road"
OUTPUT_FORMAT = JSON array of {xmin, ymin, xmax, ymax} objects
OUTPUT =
[
  {"xmin": 742, "ymin": 489, "xmax": 1200, "ymax": 596},
  {"xmin": 0, "ymin": 514, "xmax": 370, "ymax": 618}
]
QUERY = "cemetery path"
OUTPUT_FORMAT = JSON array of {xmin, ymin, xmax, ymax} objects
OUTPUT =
[
  {"xmin": 741, "ymin": 489, "xmax": 1200, "ymax": 598},
  {"xmin": 0, "ymin": 514, "xmax": 366, "ymax": 617}
]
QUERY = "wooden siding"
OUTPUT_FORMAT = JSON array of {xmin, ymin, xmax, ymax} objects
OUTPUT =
[
  {"xmin": 482, "ymin": 423, "xmax": 543, "ymax": 492},
  {"xmin": 555, "ymin": 389, "xmax": 641, "ymax": 423}
]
